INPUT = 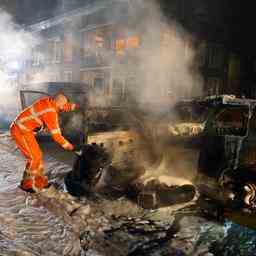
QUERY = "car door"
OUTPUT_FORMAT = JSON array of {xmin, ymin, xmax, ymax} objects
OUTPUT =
[
  {"xmin": 20, "ymin": 90, "xmax": 50, "ymax": 110},
  {"xmin": 20, "ymin": 90, "xmax": 87, "ymax": 145}
]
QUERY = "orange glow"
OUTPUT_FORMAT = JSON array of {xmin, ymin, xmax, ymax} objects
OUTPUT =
[
  {"xmin": 116, "ymin": 39, "xmax": 126, "ymax": 50},
  {"xmin": 127, "ymin": 36, "xmax": 140, "ymax": 48},
  {"xmin": 115, "ymin": 36, "xmax": 140, "ymax": 55},
  {"xmin": 95, "ymin": 35, "xmax": 104, "ymax": 48},
  {"xmin": 116, "ymin": 39, "xmax": 126, "ymax": 55}
]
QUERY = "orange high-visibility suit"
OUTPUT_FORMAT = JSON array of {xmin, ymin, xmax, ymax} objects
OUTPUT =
[{"xmin": 10, "ymin": 96, "xmax": 77, "ymax": 192}]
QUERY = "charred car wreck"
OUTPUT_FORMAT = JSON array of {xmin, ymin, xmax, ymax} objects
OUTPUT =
[
  {"xmin": 65, "ymin": 141, "xmax": 196, "ymax": 209},
  {"xmin": 195, "ymin": 95, "xmax": 256, "ymax": 225}
]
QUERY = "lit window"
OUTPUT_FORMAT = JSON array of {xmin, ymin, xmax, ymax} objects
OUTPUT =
[
  {"xmin": 115, "ymin": 35, "xmax": 140, "ymax": 55},
  {"xmin": 127, "ymin": 36, "xmax": 140, "ymax": 48},
  {"xmin": 116, "ymin": 39, "xmax": 126, "ymax": 55},
  {"xmin": 95, "ymin": 35, "xmax": 104, "ymax": 48}
]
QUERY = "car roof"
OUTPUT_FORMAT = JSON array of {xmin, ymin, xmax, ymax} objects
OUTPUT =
[{"xmin": 176, "ymin": 95, "xmax": 256, "ymax": 108}]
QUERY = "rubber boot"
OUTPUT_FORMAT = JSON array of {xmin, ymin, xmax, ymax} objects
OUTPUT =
[{"xmin": 20, "ymin": 175, "xmax": 49, "ymax": 193}]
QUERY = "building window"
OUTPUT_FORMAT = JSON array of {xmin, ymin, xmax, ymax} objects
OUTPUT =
[
  {"xmin": 83, "ymin": 31, "xmax": 94, "ymax": 56},
  {"xmin": 198, "ymin": 41, "xmax": 207, "ymax": 67},
  {"xmin": 115, "ymin": 39, "xmax": 126, "ymax": 55},
  {"xmin": 127, "ymin": 36, "xmax": 140, "ymax": 48},
  {"xmin": 112, "ymin": 78, "xmax": 124, "ymax": 99},
  {"xmin": 94, "ymin": 77, "xmax": 104, "ymax": 90},
  {"xmin": 82, "ymin": 28, "xmax": 111, "ymax": 58},
  {"xmin": 92, "ymin": 77, "xmax": 105, "ymax": 97},
  {"xmin": 49, "ymin": 72, "xmax": 60, "ymax": 82},
  {"xmin": 125, "ymin": 77, "xmax": 138, "ymax": 97},
  {"xmin": 115, "ymin": 35, "xmax": 140, "ymax": 55},
  {"xmin": 95, "ymin": 35, "xmax": 104, "ymax": 48},
  {"xmin": 228, "ymin": 53, "xmax": 241, "ymax": 80},
  {"xmin": 193, "ymin": 3, "xmax": 208, "ymax": 22},
  {"xmin": 208, "ymin": 44, "xmax": 224, "ymax": 69},
  {"xmin": 64, "ymin": 71, "xmax": 73, "ymax": 82},
  {"xmin": 49, "ymin": 39, "xmax": 61, "ymax": 63},
  {"xmin": 207, "ymin": 77, "xmax": 221, "ymax": 96},
  {"xmin": 80, "ymin": 71, "xmax": 93, "ymax": 87},
  {"xmin": 32, "ymin": 51, "xmax": 41, "ymax": 66},
  {"xmin": 63, "ymin": 34, "xmax": 73, "ymax": 62}
]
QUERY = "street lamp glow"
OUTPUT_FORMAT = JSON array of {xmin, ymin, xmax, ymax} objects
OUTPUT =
[{"xmin": 6, "ymin": 60, "xmax": 22, "ymax": 71}]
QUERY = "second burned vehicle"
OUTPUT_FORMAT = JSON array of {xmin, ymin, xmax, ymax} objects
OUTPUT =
[{"xmin": 193, "ymin": 95, "xmax": 256, "ymax": 226}]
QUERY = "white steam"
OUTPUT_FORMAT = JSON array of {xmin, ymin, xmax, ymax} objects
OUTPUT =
[
  {"xmin": 0, "ymin": 9, "xmax": 39, "ymax": 127},
  {"xmin": 126, "ymin": 0, "xmax": 203, "ymax": 112},
  {"xmin": 112, "ymin": 0, "xmax": 203, "ymax": 183},
  {"xmin": 0, "ymin": 11, "xmax": 37, "ymax": 64}
]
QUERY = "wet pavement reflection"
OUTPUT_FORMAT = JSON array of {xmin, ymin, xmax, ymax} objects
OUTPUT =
[{"xmin": 0, "ymin": 134, "xmax": 80, "ymax": 256}]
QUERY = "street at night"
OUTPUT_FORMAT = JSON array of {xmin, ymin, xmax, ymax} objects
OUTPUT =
[{"xmin": 0, "ymin": 1, "xmax": 256, "ymax": 256}]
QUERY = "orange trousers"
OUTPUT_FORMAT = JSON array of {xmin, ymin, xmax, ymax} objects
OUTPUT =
[{"xmin": 10, "ymin": 124, "xmax": 48, "ymax": 191}]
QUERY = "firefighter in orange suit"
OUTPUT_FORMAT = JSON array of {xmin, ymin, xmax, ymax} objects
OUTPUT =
[{"xmin": 10, "ymin": 93, "xmax": 80, "ymax": 192}]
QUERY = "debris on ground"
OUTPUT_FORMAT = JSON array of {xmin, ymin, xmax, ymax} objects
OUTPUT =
[
  {"xmin": 2, "ymin": 134, "xmax": 256, "ymax": 256},
  {"xmin": 65, "ymin": 143, "xmax": 196, "ymax": 211}
]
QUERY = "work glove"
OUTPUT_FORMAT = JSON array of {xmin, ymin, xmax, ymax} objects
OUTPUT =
[{"xmin": 73, "ymin": 144, "xmax": 83, "ymax": 156}]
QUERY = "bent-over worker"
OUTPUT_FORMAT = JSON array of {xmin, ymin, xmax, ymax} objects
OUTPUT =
[{"xmin": 10, "ymin": 93, "xmax": 80, "ymax": 192}]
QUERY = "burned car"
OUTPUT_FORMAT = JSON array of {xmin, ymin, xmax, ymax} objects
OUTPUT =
[
  {"xmin": 64, "ymin": 99, "xmax": 198, "ymax": 209},
  {"xmin": 195, "ymin": 95, "xmax": 256, "ymax": 224}
]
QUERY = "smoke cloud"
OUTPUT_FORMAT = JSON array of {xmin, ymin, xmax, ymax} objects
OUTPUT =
[
  {"xmin": 111, "ymin": 0, "xmax": 203, "ymax": 183},
  {"xmin": 0, "ymin": 11, "xmax": 38, "ymax": 65},
  {"xmin": 77, "ymin": 0, "xmax": 204, "ymax": 128},
  {"xmin": 123, "ymin": 0, "xmax": 202, "ymax": 112},
  {"xmin": 0, "ymin": 9, "xmax": 40, "ymax": 128}
]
